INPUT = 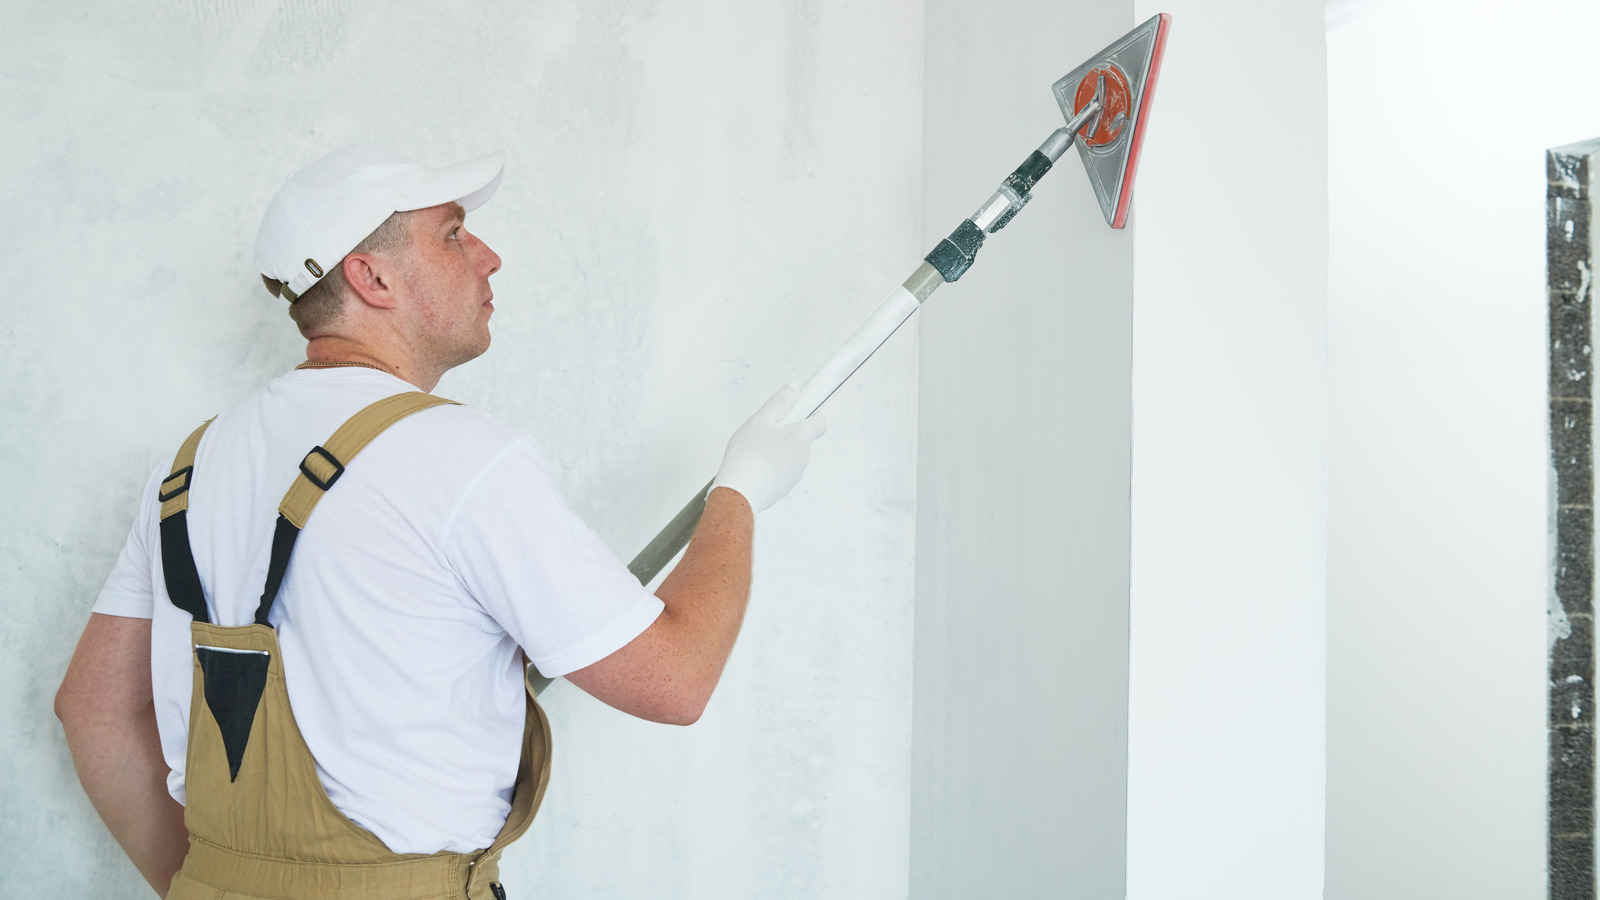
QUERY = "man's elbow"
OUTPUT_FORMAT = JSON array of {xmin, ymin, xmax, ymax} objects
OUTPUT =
[
  {"xmin": 54, "ymin": 684, "xmax": 98, "ymax": 754},
  {"xmin": 54, "ymin": 678, "xmax": 83, "ymax": 728},
  {"xmin": 54, "ymin": 670, "xmax": 117, "ymax": 734},
  {"xmin": 54, "ymin": 680, "xmax": 106, "ymax": 744},
  {"xmin": 661, "ymin": 700, "xmax": 706, "ymax": 727},
  {"xmin": 653, "ymin": 682, "xmax": 713, "ymax": 727}
]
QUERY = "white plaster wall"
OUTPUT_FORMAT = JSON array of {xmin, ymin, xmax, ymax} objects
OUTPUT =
[
  {"xmin": 1323, "ymin": 1, "xmax": 1594, "ymax": 895},
  {"xmin": 1127, "ymin": 1, "xmax": 1328, "ymax": 897},
  {"xmin": 0, "ymin": 2, "xmax": 923, "ymax": 897},
  {"xmin": 913, "ymin": 2, "xmax": 1133, "ymax": 897}
]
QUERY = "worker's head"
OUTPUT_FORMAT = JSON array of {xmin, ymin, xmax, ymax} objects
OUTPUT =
[{"xmin": 255, "ymin": 145, "xmax": 505, "ymax": 366}]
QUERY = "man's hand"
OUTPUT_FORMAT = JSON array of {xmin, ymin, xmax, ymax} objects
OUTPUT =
[{"xmin": 709, "ymin": 383, "xmax": 828, "ymax": 513}]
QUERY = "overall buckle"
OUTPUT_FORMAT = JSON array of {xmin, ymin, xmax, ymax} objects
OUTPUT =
[
  {"xmin": 159, "ymin": 466, "xmax": 194, "ymax": 502},
  {"xmin": 298, "ymin": 446, "xmax": 345, "ymax": 491}
]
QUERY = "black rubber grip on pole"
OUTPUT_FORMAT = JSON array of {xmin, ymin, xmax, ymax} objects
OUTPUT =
[
  {"xmin": 1005, "ymin": 150, "xmax": 1054, "ymax": 194},
  {"xmin": 924, "ymin": 219, "xmax": 986, "ymax": 282}
]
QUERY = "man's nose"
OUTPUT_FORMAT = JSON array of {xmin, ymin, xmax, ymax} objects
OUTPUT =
[{"xmin": 478, "ymin": 237, "xmax": 502, "ymax": 277}]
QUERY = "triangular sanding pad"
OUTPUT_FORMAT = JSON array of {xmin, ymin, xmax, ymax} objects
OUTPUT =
[
  {"xmin": 1052, "ymin": 13, "xmax": 1170, "ymax": 228},
  {"xmin": 196, "ymin": 646, "xmax": 270, "ymax": 782}
]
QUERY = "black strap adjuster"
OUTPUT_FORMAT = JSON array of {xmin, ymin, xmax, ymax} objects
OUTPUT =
[
  {"xmin": 298, "ymin": 446, "xmax": 345, "ymax": 491},
  {"xmin": 159, "ymin": 466, "xmax": 194, "ymax": 502}
]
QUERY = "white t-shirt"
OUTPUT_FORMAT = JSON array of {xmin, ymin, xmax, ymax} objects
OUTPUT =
[{"xmin": 93, "ymin": 367, "xmax": 663, "ymax": 854}]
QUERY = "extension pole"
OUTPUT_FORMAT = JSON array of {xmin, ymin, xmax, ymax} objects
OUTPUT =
[{"xmin": 626, "ymin": 99, "xmax": 1103, "ymax": 587}]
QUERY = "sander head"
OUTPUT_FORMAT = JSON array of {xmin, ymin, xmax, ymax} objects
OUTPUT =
[{"xmin": 1052, "ymin": 13, "xmax": 1171, "ymax": 229}]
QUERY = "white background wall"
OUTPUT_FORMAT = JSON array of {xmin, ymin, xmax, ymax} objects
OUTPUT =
[
  {"xmin": 15, "ymin": 1, "xmax": 1574, "ymax": 898},
  {"xmin": 1323, "ymin": 0, "xmax": 1600, "ymax": 895},
  {"xmin": 1127, "ymin": 1, "xmax": 1328, "ymax": 897},
  {"xmin": 0, "ymin": 2, "xmax": 924, "ymax": 897},
  {"xmin": 914, "ymin": 1, "xmax": 1133, "ymax": 897}
]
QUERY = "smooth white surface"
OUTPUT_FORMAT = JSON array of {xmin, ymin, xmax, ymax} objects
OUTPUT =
[
  {"xmin": 914, "ymin": 1, "xmax": 1133, "ymax": 897},
  {"xmin": 0, "ymin": 2, "xmax": 921, "ymax": 896},
  {"xmin": 1127, "ymin": 1, "xmax": 1328, "ymax": 897},
  {"xmin": 1324, "ymin": 1, "xmax": 1574, "ymax": 895}
]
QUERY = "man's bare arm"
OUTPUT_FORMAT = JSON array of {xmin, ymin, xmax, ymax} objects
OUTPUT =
[
  {"xmin": 567, "ymin": 383, "xmax": 826, "ymax": 725},
  {"xmin": 57, "ymin": 613, "xmax": 189, "ymax": 896},
  {"xmin": 567, "ymin": 486, "xmax": 753, "ymax": 725}
]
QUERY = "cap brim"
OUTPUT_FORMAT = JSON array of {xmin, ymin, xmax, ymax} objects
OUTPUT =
[{"xmin": 399, "ymin": 150, "xmax": 506, "ymax": 213}]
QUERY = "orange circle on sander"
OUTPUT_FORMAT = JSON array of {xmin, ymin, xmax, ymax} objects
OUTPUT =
[{"xmin": 1072, "ymin": 64, "xmax": 1132, "ymax": 147}]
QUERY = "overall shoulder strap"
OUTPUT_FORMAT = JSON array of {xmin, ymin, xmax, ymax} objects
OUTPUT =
[
  {"xmin": 159, "ymin": 419, "xmax": 216, "ymax": 623},
  {"xmin": 255, "ymin": 392, "xmax": 459, "ymax": 626}
]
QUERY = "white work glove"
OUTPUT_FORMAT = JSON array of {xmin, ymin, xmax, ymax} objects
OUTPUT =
[{"xmin": 710, "ymin": 383, "xmax": 828, "ymax": 512}]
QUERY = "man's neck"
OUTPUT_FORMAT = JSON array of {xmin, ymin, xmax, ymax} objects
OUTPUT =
[{"xmin": 303, "ymin": 336, "xmax": 440, "ymax": 392}]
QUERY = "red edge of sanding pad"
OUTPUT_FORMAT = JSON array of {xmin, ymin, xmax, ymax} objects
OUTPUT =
[{"xmin": 1111, "ymin": 13, "xmax": 1170, "ymax": 229}]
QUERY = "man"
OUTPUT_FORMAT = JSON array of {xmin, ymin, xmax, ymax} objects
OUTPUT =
[{"xmin": 54, "ymin": 145, "xmax": 826, "ymax": 898}]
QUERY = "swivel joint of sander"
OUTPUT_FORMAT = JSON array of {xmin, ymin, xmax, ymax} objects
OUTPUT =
[{"xmin": 922, "ymin": 13, "xmax": 1170, "ymax": 287}]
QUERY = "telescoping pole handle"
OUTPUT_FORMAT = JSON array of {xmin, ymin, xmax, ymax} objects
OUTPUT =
[
  {"xmin": 627, "ymin": 263, "xmax": 943, "ymax": 586},
  {"xmin": 627, "ymin": 105, "xmax": 1099, "ymax": 586}
]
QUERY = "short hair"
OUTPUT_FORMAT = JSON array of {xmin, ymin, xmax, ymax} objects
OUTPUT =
[{"xmin": 260, "ymin": 212, "xmax": 410, "ymax": 337}]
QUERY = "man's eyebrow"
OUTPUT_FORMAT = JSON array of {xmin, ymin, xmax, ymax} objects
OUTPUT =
[{"xmin": 443, "ymin": 203, "xmax": 466, "ymax": 227}]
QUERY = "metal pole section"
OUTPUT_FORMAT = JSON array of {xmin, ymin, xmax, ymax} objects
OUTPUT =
[{"xmin": 626, "ymin": 477, "xmax": 716, "ymax": 585}]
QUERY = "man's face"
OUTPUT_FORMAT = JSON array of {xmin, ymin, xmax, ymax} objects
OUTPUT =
[{"xmin": 390, "ymin": 202, "xmax": 503, "ymax": 370}]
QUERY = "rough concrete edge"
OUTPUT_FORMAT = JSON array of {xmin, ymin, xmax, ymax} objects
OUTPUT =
[{"xmin": 1549, "ymin": 143, "xmax": 1596, "ymax": 900}]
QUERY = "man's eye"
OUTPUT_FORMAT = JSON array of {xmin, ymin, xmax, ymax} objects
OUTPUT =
[{"xmin": 449, "ymin": 228, "xmax": 461, "ymax": 240}]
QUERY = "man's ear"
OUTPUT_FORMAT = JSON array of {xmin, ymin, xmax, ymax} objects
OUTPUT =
[{"xmin": 343, "ymin": 252, "xmax": 399, "ymax": 310}]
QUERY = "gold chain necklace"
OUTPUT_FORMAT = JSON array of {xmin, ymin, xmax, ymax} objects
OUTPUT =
[{"xmin": 296, "ymin": 360, "xmax": 392, "ymax": 374}]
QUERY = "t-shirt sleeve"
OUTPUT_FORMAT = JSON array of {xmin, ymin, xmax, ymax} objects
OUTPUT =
[
  {"xmin": 92, "ymin": 465, "xmax": 164, "ymax": 620},
  {"xmin": 442, "ymin": 437, "xmax": 663, "ymax": 678}
]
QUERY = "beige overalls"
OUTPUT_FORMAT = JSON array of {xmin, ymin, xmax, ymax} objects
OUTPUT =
[{"xmin": 156, "ymin": 393, "xmax": 552, "ymax": 900}]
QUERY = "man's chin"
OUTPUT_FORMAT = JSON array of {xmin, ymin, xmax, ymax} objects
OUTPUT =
[{"xmin": 442, "ymin": 335, "xmax": 491, "ymax": 373}]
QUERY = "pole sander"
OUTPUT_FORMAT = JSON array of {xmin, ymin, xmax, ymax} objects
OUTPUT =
[{"xmin": 625, "ymin": 14, "xmax": 1171, "ymax": 588}]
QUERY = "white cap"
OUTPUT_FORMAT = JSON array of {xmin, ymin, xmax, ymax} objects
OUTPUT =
[{"xmin": 255, "ymin": 144, "xmax": 507, "ymax": 301}]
